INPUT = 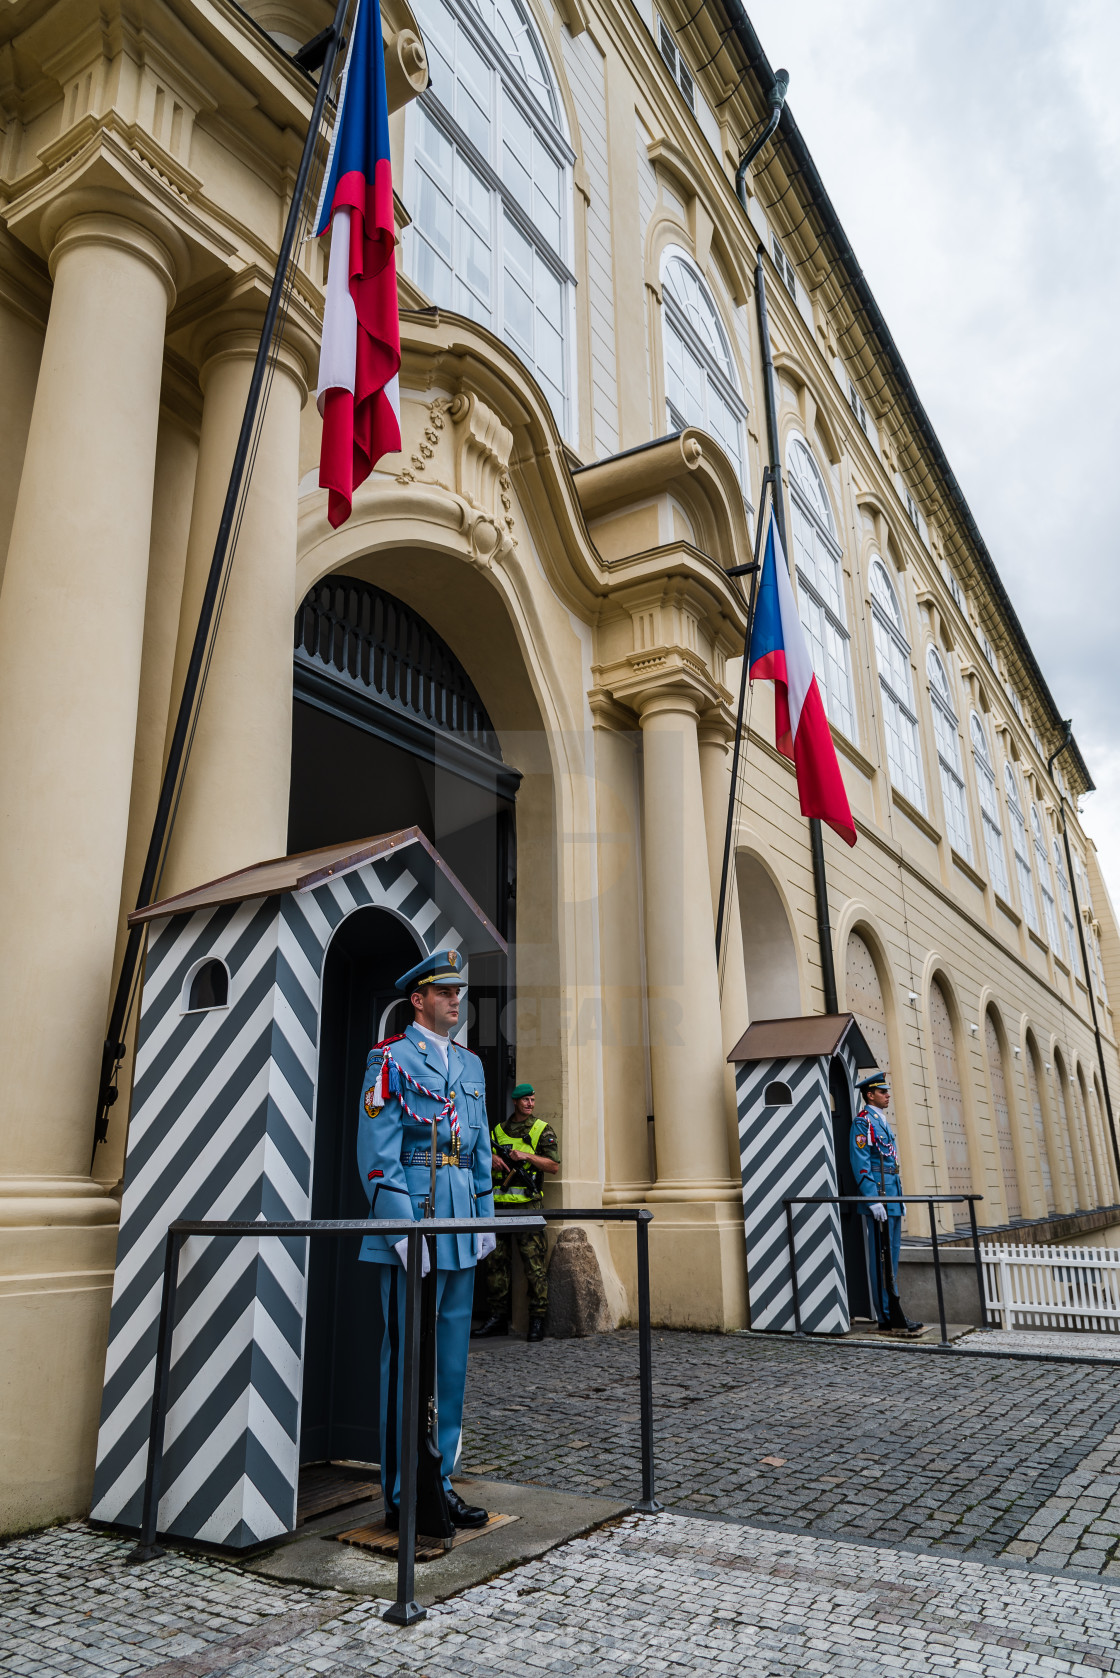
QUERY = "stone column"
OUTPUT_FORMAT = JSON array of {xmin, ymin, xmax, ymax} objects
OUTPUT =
[
  {"xmin": 0, "ymin": 207, "xmax": 177, "ymax": 1188},
  {"xmin": 638, "ymin": 688, "xmax": 733, "ymax": 1192},
  {"xmin": 159, "ymin": 317, "xmax": 308, "ymax": 897},
  {"xmin": 698, "ymin": 710, "xmax": 752, "ymax": 1170}
]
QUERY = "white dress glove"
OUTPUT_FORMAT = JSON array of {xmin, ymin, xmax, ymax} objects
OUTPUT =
[
  {"xmin": 393, "ymin": 1234, "xmax": 431, "ymax": 1276},
  {"xmin": 869, "ymin": 1202, "xmax": 888, "ymax": 1223},
  {"xmin": 475, "ymin": 1231, "xmax": 496, "ymax": 1262}
]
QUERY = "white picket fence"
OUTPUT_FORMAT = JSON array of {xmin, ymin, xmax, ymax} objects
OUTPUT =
[{"xmin": 981, "ymin": 1243, "xmax": 1120, "ymax": 1332}]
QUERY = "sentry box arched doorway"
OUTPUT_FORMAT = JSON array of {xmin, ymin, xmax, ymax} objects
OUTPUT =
[
  {"xmin": 730, "ymin": 1014, "xmax": 875, "ymax": 1334},
  {"xmin": 91, "ymin": 829, "xmax": 504, "ymax": 1549}
]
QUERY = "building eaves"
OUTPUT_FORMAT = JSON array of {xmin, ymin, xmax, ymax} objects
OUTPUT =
[{"xmin": 711, "ymin": 0, "xmax": 1094, "ymax": 796}]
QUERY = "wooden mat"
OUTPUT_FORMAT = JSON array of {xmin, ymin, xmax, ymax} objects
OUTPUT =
[
  {"xmin": 297, "ymin": 1463, "xmax": 380, "ymax": 1525},
  {"xmin": 336, "ymin": 1511, "xmax": 518, "ymax": 1561}
]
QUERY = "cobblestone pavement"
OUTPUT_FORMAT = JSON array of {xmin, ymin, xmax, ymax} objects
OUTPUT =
[
  {"xmin": 960, "ymin": 1329, "xmax": 1120, "ymax": 1360},
  {"xmin": 4, "ymin": 1512, "xmax": 1120, "ymax": 1676},
  {"xmin": 463, "ymin": 1330, "xmax": 1120, "ymax": 1574}
]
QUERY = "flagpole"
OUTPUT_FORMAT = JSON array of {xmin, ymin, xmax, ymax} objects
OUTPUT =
[
  {"xmin": 92, "ymin": 0, "xmax": 355, "ymax": 1156},
  {"xmin": 715, "ymin": 469, "xmax": 772, "ymax": 963},
  {"xmin": 754, "ymin": 245, "xmax": 840, "ymax": 1014}
]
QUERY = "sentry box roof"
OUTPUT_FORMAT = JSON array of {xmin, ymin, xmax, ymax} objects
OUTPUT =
[{"xmin": 727, "ymin": 1013, "xmax": 876, "ymax": 1068}]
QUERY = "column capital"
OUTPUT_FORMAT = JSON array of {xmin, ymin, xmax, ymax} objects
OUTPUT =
[
  {"xmin": 47, "ymin": 207, "xmax": 179, "ymax": 309},
  {"xmin": 593, "ymin": 649, "xmax": 721, "ymax": 724},
  {"xmin": 697, "ymin": 704, "xmax": 737, "ymax": 749},
  {"xmin": 186, "ymin": 277, "xmax": 317, "ymax": 407}
]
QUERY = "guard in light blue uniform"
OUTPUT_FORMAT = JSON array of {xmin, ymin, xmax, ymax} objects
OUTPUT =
[
  {"xmin": 357, "ymin": 947, "xmax": 495, "ymax": 1528},
  {"xmin": 850, "ymin": 1070, "xmax": 905, "ymax": 1328}
]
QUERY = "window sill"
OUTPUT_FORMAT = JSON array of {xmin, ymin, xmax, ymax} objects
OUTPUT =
[
  {"xmin": 1027, "ymin": 928, "xmax": 1050, "ymax": 954},
  {"xmin": 890, "ymin": 788, "xmax": 940, "ymax": 844},
  {"xmin": 831, "ymin": 727, "xmax": 876, "ymax": 778},
  {"xmin": 951, "ymin": 849, "xmax": 987, "ymax": 892},
  {"xmin": 994, "ymin": 894, "xmax": 1021, "ymax": 928}
]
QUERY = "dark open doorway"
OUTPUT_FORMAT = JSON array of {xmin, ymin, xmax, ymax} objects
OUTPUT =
[
  {"xmin": 299, "ymin": 906, "xmax": 424, "ymax": 1484},
  {"xmin": 289, "ymin": 575, "xmax": 518, "ymax": 1120},
  {"xmin": 829, "ymin": 1059, "xmax": 872, "ymax": 1321}
]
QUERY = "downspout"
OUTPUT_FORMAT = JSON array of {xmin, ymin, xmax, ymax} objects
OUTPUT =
[
  {"xmin": 752, "ymin": 241, "xmax": 840, "ymax": 1015},
  {"xmin": 735, "ymin": 69, "xmax": 789, "ymax": 210},
  {"xmin": 1048, "ymin": 723, "xmax": 1120, "ymax": 1191}
]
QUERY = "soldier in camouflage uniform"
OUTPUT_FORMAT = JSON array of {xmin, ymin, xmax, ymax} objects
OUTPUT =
[{"xmin": 472, "ymin": 1083, "xmax": 560, "ymax": 1342}]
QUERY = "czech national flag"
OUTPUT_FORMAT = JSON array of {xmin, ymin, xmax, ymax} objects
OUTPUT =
[
  {"xmin": 748, "ymin": 513, "xmax": 857, "ymax": 846},
  {"xmin": 314, "ymin": 0, "xmax": 401, "ymax": 528}
]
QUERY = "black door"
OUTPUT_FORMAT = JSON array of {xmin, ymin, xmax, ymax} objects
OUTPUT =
[
  {"xmin": 830, "ymin": 1061, "xmax": 873, "ymax": 1321},
  {"xmin": 300, "ymin": 907, "xmax": 423, "ymax": 1465}
]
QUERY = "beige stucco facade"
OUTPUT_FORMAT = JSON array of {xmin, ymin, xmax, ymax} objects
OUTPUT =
[{"xmin": 1, "ymin": 0, "xmax": 1117, "ymax": 1532}]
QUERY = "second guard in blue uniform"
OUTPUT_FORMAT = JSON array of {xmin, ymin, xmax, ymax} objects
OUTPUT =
[
  {"xmin": 357, "ymin": 948, "xmax": 495, "ymax": 1529},
  {"xmin": 850, "ymin": 1070, "xmax": 921, "ymax": 1335}
]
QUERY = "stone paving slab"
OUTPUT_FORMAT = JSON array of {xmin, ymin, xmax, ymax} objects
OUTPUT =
[
  {"xmin": 960, "ymin": 1329, "xmax": 1120, "ymax": 1361},
  {"xmin": 463, "ymin": 1328, "xmax": 1120, "ymax": 1572},
  {"xmin": 5, "ymin": 1512, "xmax": 1120, "ymax": 1676}
]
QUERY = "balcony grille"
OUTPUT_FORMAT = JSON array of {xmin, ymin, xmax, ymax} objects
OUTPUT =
[{"xmin": 294, "ymin": 575, "xmax": 501, "ymax": 759}]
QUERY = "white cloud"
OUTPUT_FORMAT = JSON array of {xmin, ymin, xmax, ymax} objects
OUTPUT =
[{"xmin": 744, "ymin": 0, "xmax": 1120, "ymax": 896}]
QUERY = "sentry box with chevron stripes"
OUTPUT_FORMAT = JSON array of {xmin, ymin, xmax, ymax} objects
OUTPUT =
[
  {"xmin": 90, "ymin": 828, "xmax": 504, "ymax": 1550},
  {"xmin": 729, "ymin": 1015, "xmax": 876, "ymax": 1335}
]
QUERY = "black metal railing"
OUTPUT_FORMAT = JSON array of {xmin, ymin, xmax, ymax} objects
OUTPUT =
[
  {"xmin": 127, "ymin": 1208, "xmax": 657, "ymax": 1627},
  {"xmin": 782, "ymin": 1194, "xmax": 987, "ymax": 1346}
]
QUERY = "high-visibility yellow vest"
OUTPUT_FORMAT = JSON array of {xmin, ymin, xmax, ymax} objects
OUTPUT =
[{"xmin": 492, "ymin": 1118, "xmax": 548, "ymax": 1202}]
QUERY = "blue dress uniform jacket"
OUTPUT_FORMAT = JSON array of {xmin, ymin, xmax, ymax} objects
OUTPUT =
[
  {"xmin": 849, "ymin": 1105, "xmax": 903, "ymax": 1212},
  {"xmin": 357, "ymin": 1021, "xmax": 495, "ymax": 1268}
]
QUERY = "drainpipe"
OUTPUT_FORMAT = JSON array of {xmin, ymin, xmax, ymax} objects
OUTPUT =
[
  {"xmin": 753, "ymin": 244, "xmax": 839, "ymax": 1015},
  {"xmin": 735, "ymin": 69, "xmax": 789, "ymax": 213},
  {"xmin": 1048, "ymin": 723, "xmax": 1120, "ymax": 1191}
]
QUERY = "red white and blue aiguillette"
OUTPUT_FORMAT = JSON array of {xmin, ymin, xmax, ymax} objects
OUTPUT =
[
  {"xmin": 314, "ymin": 0, "xmax": 401, "ymax": 527},
  {"xmin": 748, "ymin": 511, "xmax": 857, "ymax": 846}
]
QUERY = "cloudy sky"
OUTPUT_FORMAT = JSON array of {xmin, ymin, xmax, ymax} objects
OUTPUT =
[{"xmin": 744, "ymin": 0, "xmax": 1120, "ymax": 906}]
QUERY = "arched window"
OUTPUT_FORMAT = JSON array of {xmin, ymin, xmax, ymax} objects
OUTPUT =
[
  {"xmin": 183, "ymin": 958, "xmax": 229, "ymax": 1013},
  {"xmin": 869, "ymin": 559, "xmax": 924, "ymax": 809},
  {"xmin": 786, "ymin": 436, "xmax": 856, "ymax": 738},
  {"xmin": 660, "ymin": 249, "xmax": 747, "ymax": 485},
  {"xmin": 1003, "ymin": 764, "xmax": 1038, "ymax": 934},
  {"xmin": 970, "ymin": 713, "xmax": 1008, "ymax": 898},
  {"xmin": 927, "ymin": 648, "xmax": 972, "ymax": 861},
  {"xmin": 406, "ymin": 0, "xmax": 574, "ymax": 431},
  {"xmin": 1031, "ymin": 806, "xmax": 1061, "ymax": 953},
  {"xmin": 1053, "ymin": 838, "xmax": 1080, "ymax": 979}
]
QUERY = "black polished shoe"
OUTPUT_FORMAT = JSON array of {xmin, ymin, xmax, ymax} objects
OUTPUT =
[
  {"xmin": 527, "ymin": 1316, "xmax": 545, "ymax": 1342},
  {"xmin": 446, "ymin": 1488, "xmax": 488, "ymax": 1528},
  {"xmin": 382, "ymin": 1503, "xmax": 399, "ymax": 1531},
  {"xmin": 471, "ymin": 1315, "xmax": 509, "ymax": 1337}
]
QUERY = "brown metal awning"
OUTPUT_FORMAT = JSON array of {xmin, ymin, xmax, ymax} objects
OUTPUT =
[
  {"xmin": 127, "ymin": 826, "xmax": 506, "ymax": 952},
  {"xmin": 727, "ymin": 1013, "xmax": 876, "ymax": 1068}
]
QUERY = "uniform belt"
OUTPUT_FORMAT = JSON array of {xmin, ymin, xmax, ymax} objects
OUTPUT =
[{"xmin": 402, "ymin": 1148, "xmax": 473, "ymax": 1168}]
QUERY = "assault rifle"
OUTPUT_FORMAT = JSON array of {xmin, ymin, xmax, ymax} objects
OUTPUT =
[{"xmin": 492, "ymin": 1142, "xmax": 540, "ymax": 1198}]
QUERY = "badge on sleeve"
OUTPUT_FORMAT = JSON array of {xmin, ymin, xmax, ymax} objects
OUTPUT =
[
  {"xmin": 364, "ymin": 1083, "xmax": 382, "ymax": 1118},
  {"xmin": 854, "ymin": 1134, "xmax": 867, "ymax": 1149}
]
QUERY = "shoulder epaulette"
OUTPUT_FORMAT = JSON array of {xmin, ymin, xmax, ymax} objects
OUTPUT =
[{"xmin": 373, "ymin": 1033, "xmax": 406, "ymax": 1050}]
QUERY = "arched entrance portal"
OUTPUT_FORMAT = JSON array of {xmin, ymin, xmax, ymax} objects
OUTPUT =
[
  {"xmin": 289, "ymin": 575, "xmax": 520, "ymax": 1117},
  {"xmin": 735, "ymin": 852, "xmax": 800, "ymax": 1020}
]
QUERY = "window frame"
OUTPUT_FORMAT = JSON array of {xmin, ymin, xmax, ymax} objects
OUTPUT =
[
  {"xmin": 785, "ymin": 434, "xmax": 857, "ymax": 741},
  {"xmin": 1003, "ymin": 762, "xmax": 1039, "ymax": 934},
  {"xmin": 970, "ymin": 712, "xmax": 1010, "ymax": 899},
  {"xmin": 656, "ymin": 14, "xmax": 695, "ymax": 110},
  {"xmin": 1053, "ymin": 836, "xmax": 1080, "ymax": 980},
  {"xmin": 927, "ymin": 646, "xmax": 972, "ymax": 861},
  {"xmin": 403, "ymin": 0, "xmax": 577, "ymax": 438},
  {"xmin": 659, "ymin": 245, "xmax": 748, "ymax": 491},
  {"xmin": 869, "ymin": 557, "xmax": 925, "ymax": 811},
  {"xmin": 1031, "ymin": 804, "xmax": 1062, "ymax": 954}
]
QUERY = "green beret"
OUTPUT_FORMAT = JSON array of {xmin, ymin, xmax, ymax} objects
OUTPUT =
[{"xmin": 511, "ymin": 1082, "xmax": 534, "ymax": 1099}]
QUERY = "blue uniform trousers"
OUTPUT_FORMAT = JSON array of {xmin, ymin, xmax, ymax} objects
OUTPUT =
[
  {"xmin": 377, "ymin": 1261, "xmax": 475, "ymax": 1512},
  {"xmin": 863, "ymin": 1213, "xmax": 902, "ymax": 1322}
]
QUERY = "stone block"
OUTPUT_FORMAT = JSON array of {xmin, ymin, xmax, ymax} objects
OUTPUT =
[{"xmin": 546, "ymin": 1228, "xmax": 612, "ymax": 1338}]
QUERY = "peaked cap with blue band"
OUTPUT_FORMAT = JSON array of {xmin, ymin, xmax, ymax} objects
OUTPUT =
[
  {"xmin": 855, "ymin": 1070, "xmax": 889, "ymax": 1096},
  {"xmin": 395, "ymin": 947, "xmax": 465, "ymax": 994}
]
